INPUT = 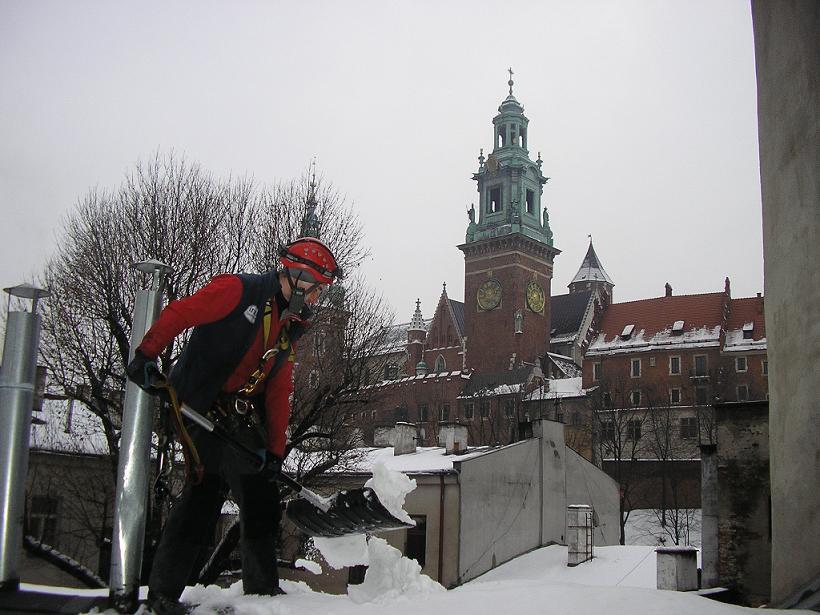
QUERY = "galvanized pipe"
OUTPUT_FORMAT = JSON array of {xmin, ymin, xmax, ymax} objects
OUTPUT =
[
  {"xmin": 0, "ymin": 292, "xmax": 45, "ymax": 590},
  {"xmin": 109, "ymin": 261, "xmax": 171, "ymax": 612}
]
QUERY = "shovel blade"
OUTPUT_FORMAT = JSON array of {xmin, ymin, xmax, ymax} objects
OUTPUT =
[{"xmin": 286, "ymin": 487, "xmax": 414, "ymax": 537}]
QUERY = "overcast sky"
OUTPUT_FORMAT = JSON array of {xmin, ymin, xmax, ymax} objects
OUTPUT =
[{"xmin": 1, "ymin": 1, "xmax": 762, "ymax": 324}]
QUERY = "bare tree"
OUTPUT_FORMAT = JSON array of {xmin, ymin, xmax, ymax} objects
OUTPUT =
[
  {"xmin": 590, "ymin": 376, "xmax": 649, "ymax": 545},
  {"xmin": 33, "ymin": 152, "xmax": 375, "ymax": 579}
]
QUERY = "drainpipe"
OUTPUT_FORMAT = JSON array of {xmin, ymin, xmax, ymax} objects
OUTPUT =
[
  {"xmin": 438, "ymin": 474, "xmax": 445, "ymax": 585},
  {"xmin": 0, "ymin": 284, "xmax": 50, "ymax": 591},
  {"xmin": 109, "ymin": 261, "xmax": 172, "ymax": 612}
]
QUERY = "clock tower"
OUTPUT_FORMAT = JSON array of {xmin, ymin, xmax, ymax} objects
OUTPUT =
[{"xmin": 458, "ymin": 71, "xmax": 560, "ymax": 373}]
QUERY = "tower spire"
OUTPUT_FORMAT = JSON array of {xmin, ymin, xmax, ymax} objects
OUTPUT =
[{"xmin": 508, "ymin": 67, "xmax": 514, "ymax": 96}]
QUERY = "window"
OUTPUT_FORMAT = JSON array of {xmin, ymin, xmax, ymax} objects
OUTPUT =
[
  {"xmin": 526, "ymin": 189, "xmax": 535, "ymax": 214},
  {"xmin": 571, "ymin": 412, "xmax": 582, "ymax": 427},
  {"xmin": 600, "ymin": 419, "xmax": 615, "ymax": 442},
  {"xmin": 602, "ymin": 392, "xmax": 612, "ymax": 408},
  {"xmin": 463, "ymin": 402, "xmax": 474, "ymax": 420},
  {"xmin": 669, "ymin": 356, "xmax": 681, "ymax": 375},
  {"xmin": 735, "ymin": 356, "xmax": 748, "ymax": 373},
  {"xmin": 440, "ymin": 404, "xmax": 450, "ymax": 421},
  {"xmin": 631, "ymin": 390, "xmax": 642, "ymax": 407},
  {"xmin": 737, "ymin": 384, "xmax": 749, "ymax": 401},
  {"xmin": 418, "ymin": 404, "xmax": 429, "ymax": 422},
  {"xmin": 479, "ymin": 400, "xmax": 490, "ymax": 418},
  {"xmin": 384, "ymin": 363, "xmax": 399, "ymax": 380},
  {"xmin": 680, "ymin": 417, "xmax": 698, "ymax": 439},
  {"xmin": 620, "ymin": 324, "xmax": 635, "ymax": 340},
  {"xmin": 593, "ymin": 362, "xmax": 602, "ymax": 382},
  {"xmin": 503, "ymin": 399, "xmax": 514, "ymax": 418},
  {"xmin": 405, "ymin": 515, "xmax": 427, "ymax": 567},
  {"xmin": 742, "ymin": 322, "xmax": 754, "ymax": 339},
  {"xmin": 762, "ymin": 359, "xmax": 768, "ymax": 375},
  {"xmin": 649, "ymin": 357, "xmax": 656, "ymax": 367},
  {"xmin": 694, "ymin": 355, "xmax": 708, "ymax": 377},
  {"xmin": 434, "ymin": 355, "xmax": 446, "ymax": 373},
  {"xmin": 30, "ymin": 496, "xmax": 59, "ymax": 546},
  {"xmin": 670, "ymin": 388, "xmax": 682, "ymax": 405},
  {"xmin": 394, "ymin": 406, "xmax": 408, "ymax": 422},
  {"xmin": 672, "ymin": 320, "xmax": 685, "ymax": 335},
  {"xmin": 313, "ymin": 332, "xmax": 325, "ymax": 358},
  {"xmin": 695, "ymin": 386, "xmax": 709, "ymax": 406},
  {"xmin": 627, "ymin": 420, "xmax": 642, "ymax": 441},
  {"xmin": 631, "ymin": 358, "xmax": 641, "ymax": 378},
  {"xmin": 487, "ymin": 187, "xmax": 502, "ymax": 213}
]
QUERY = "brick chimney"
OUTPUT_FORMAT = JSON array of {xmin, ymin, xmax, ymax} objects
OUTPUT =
[
  {"xmin": 437, "ymin": 422, "xmax": 468, "ymax": 454},
  {"xmin": 393, "ymin": 422, "xmax": 417, "ymax": 455},
  {"xmin": 665, "ymin": 282, "xmax": 673, "ymax": 297}
]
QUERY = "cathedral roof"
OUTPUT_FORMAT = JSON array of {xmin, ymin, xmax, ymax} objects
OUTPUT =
[
  {"xmin": 570, "ymin": 240, "xmax": 613, "ymax": 286},
  {"xmin": 550, "ymin": 291, "xmax": 593, "ymax": 337}
]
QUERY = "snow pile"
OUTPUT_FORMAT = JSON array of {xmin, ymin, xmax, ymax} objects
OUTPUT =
[
  {"xmin": 313, "ymin": 534, "xmax": 369, "ymax": 569},
  {"xmin": 295, "ymin": 558, "xmax": 322, "ymax": 575},
  {"xmin": 364, "ymin": 461, "xmax": 416, "ymax": 524},
  {"xmin": 347, "ymin": 537, "xmax": 445, "ymax": 604}
]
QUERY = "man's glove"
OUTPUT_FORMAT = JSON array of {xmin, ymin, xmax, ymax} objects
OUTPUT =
[
  {"xmin": 261, "ymin": 451, "xmax": 283, "ymax": 482},
  {"xmin": 126, "ymin": 350, "xmax": 162, "ymax": 390}
]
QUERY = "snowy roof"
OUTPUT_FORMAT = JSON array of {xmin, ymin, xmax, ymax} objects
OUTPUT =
[
  {"xmin": 723, "ymin": 296, "xmax": 767, "ymax": 353},
  {"xmin": 375, "ymin": 318, "xmax": 433, "ymax": 355},
  {"xmin": 587, "ymin": 292, "xmax": 726, "ymax": 355},
  {"xmin": 458, "ymin": 367, "xmax": 531, "ymax": 398},
  {"xmin": 570, "ymin": 240, "xmax": 613, "ymax": 286},
  {"xmin": 291, "ymin": 445, "xmax": 492, "ymax": 476},
  {"xmin": 524, "ymin": 377, "xmax": 586, "ymax": 401},
  {"xmin": 545, "ymin": 353, "xmax": 582, "ymax": 378},
  {"xmin": 30, "ymin": 400, "xmax": 110, "ymax": 456}
]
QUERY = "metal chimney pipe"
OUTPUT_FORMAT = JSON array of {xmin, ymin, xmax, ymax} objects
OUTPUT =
[
  {"xmin": 0, "ymin": 284, "xmax": 50, "ymax": 590},
  {"xmin": 109, "ymin": 261, "xmax": 172, "ymax": 612}
]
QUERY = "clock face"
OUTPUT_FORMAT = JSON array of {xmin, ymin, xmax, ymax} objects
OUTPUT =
[
  {"xmin": 526, "ymin": 281, "xmax": 545, "ymax": 314},
  {"xmin": 477, "ymin": 279, "xmax": 502, "ymax": 311}
]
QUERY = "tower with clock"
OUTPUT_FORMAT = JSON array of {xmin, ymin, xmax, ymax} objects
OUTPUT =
[{"xmin": 458, "ymin": 70, "xmax": 560, "ymax": 373}]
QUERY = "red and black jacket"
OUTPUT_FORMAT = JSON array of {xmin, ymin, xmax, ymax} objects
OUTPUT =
[{"xmin": 137, "ymin": 271, "xmax": 309, "ymax": 457}]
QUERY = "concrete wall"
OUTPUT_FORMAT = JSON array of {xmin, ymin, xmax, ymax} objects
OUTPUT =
[
  {"xmin": 751, "ymin": 0, "xmax": 820, "ymax": 606},
  {"xmin": 715, "ymin": 402, "xmax": 771, "ymax": 607},
  {"xmin": 565, "ymin": 447, "xmax": 620, "ymax": 545},
  {"xmin": 457, "ymin": 440, "xmax": 543, "ymax": 583}
]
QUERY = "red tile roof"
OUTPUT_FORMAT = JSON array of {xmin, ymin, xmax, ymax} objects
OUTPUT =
[
  {"xmin": 726, "ymin": 296, "xmax": 766, "ymax": 341},
  {"xmin": 597, "ymin": 292, "xmax": 727, "ymax": 339}
]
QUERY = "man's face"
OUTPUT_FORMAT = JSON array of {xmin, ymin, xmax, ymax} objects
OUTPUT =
[
  {"xmin": 295, "ymin": 278, "xmax": 327, "ymax": 305},
  {"xmin": 280, "ymin": 271, "xmax": 326, "ymax": 306}
]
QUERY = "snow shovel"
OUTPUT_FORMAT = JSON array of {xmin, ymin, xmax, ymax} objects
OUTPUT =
[{"xmin": 179, "ymin": 404, "xmax": 414, "ymax": 538}]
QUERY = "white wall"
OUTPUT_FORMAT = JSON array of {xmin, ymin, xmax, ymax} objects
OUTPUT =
[{"xmin": 564, "ymin": 446, "xmax": 620, "ymax": 545}]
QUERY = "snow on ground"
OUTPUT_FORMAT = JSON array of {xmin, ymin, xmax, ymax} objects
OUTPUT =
[{"xmin": 63, "ymin": 544, "xmax": 812, "ymax": 614}]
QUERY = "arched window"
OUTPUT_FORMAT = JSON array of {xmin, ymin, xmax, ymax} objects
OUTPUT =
[{"xmin": 434, "ymin": 355, "xmax": 446, "ymax": 373}]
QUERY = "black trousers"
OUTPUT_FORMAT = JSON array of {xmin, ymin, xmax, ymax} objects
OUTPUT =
[{"xmin": 148, "ymin": 418, "xmax": 281, "ymax": 600}]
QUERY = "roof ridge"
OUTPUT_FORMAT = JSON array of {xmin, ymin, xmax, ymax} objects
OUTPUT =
[{"xmin": 610, "ymin": 291, "xmax": 725, "ymax": 306}]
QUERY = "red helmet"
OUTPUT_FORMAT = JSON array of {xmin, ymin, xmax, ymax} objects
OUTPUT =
[{"xmin": 279, "ymin": 237, "xmax": 341, "ymax": 285}]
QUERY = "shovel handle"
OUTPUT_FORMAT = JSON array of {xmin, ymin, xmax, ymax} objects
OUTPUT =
[{"xmin": 179, "ymin": 404, "xmax": 332, "ymax": 512}]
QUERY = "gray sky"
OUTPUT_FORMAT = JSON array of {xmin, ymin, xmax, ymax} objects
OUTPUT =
[{"xmin": 1, "ymin": 0, "xmax": 763, "ymax": 323}]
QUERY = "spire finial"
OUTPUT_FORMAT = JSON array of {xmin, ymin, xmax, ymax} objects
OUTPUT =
[
  {"xmin": 442, "ymin": 281, "xmax": 447, "ymax": 294},
  {"xmin": 416, "ymin": 298, "xmax": 421, "ymax": 310},
  {"xmin": 588, "ymin": 234, "xmax": 593, "ymax": 244},
  {"xmin": 508, "ymin": 67, "xmax": 514, "ymax": 96}
]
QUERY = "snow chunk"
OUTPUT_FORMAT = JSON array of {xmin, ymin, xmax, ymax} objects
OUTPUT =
[
  {"xmin": 364, "ymin": 462, "xmax": 417, "ymax": 525},
  {"xmin": 348, "ymin": 537, "xmax": 445, "ymax": 604},
  {"xmin": 313, "ymin": 534, "xmax": 369, "ymax": 570},
  {"xmin": 295, "ymin": 558, "xmax": 322, "ymax": 575}
]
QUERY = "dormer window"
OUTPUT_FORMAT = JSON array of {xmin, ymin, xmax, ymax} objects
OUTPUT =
[
  {"xmin": 742, "ymin": 322, "xmax": 754, "ymax": 340},
  {"xmin": 672, "ymin": 320, "xmax": 684, "ymax": 335},
  {"xmin": 620, "ymin": 324, "xmax": 635, "ymax": 340}
]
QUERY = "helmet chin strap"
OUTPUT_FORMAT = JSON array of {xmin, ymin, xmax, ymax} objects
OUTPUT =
[{"xmin": 281, "ymin": 268, "xmax": 322, "ymax": 322}]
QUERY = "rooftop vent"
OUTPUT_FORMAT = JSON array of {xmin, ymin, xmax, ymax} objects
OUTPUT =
[
  {"xmin": 672, "ymin": 320, "xmax": 684, "ymax": 335},
  {"xmin": 620, "ymin": 324, "xmax": 635, "ymax": 340}
]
